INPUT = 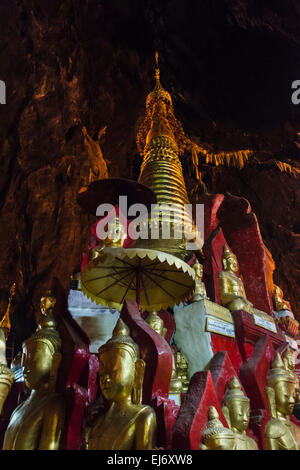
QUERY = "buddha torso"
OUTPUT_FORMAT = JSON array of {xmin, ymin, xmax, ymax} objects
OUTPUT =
[
  {"xmin": 3, "ymin": 391, "xmax": 65, "ymax": 450},
  {"xmin": 87, "ymin": 404, "xmax": 154, "ymax": 450},
  {"xmin": 265, "ymin": 416, "xmax": 299, "ymax": 450},
  {"xmin": 233, "ymin": 432, "xmax": 258, "ymax": 450}
]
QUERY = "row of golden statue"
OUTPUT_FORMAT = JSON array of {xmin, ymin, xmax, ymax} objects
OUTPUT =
[{"xmin": 0, "ymin": 245, "xmax": 298, "ymax": 450}]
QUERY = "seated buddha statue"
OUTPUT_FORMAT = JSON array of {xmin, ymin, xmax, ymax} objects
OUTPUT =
[
  {"xmin": 3, "ymin": 289, "xmax": 65, "ymax": 450},
  {"xmin": 145, "ymin": 310, "xmax": 183, "ymax": 394},
  {"xmin": 86, "ymin": 317, "xmax": 157, "ymax": 450},
  {"xmin": 264, "ymin": 353, "xmax": 299, "ymax": 450},
  {"xmin": 219, "ymin": 245, "xmax": 253, "ymax": 313},
  {"xmin": 191, "ymin": 260, "xmax": 208, "ymax": 302},
  {"xmin": 222, "ymin": 376, "xmax": 258, "ymax": 450},
  {"xmin": 200, "ymin": 406, "xmax": 237, "ymax": 450},
  {"xmin": 90, "ymin": 215, "xmax": 127, "ymax": 260}
]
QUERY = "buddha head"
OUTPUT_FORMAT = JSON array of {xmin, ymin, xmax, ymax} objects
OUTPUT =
[
  {"xmin": 40, "ymin": 289, "xmax": 56, "ymax": 316},
  {"xmin": 192, "ymin": 260, "xmax": 203, "ymax": 280},
  {"xmin": 104, "ymin": 215, "xmax": 127, "ymax": 248},
  {"xmin": 98, "ymin": 318, "xmax": 145, "ymax": 405},
  {"xmin": 267, "ymin": 353, "xmax": 296, "ymax": 417},
  {"xmin": 201, "ymin": 406, "xmax": 236, "ymax": 450},
  {"xmin": 222, "ymin": 376, "xmax": 250, "ymax": 433},
  {"xmin": 222, "ymin": 246, "xmax": 238, "ymax": 274},
  {"xmin": 22, "ymin": 297, "xmax": 61, "ymax": 391},
  {"xmin": 145, "ymin": 310, "xmax": 167, "ymax": 338}
]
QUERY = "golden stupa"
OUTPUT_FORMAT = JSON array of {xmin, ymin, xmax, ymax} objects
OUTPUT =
[{"xmin": 135, "ymin": 53, "xmax": 199, "ymax": 260}]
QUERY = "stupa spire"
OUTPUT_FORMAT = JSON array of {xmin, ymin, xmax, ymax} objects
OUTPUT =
[{"xmin": 136, "ymin": 53, "xmax": 197, "ymax": 259}]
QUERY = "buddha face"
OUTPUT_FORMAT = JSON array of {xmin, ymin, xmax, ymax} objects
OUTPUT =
[
  {"xmin": 105, "ymin": 218, "xmax": 126, "ymax": 246},
  {"xmin": 22, "ymin": 341, "xmax": 54, "ymax": 390},
  {"xmin": 224, "ymin": 255, "xmax": 238, "ymax": 274},
  {"xmin": 274, "ymin": 380, "xmax": 296, "ymax": 416},
  {"xmin": 229, "ymin": 400, "xmax": 250, "ymax": 433},
  {"xmin": 99, "ymin": 348, "xmax": 135, "ymax": 402},
  {"xmin": 40, "ymin": 295, "xmax": 56, "ymax": 316}
]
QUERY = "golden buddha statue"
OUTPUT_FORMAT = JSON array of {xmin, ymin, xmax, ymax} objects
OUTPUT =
[
  {"xmin": 273, "ymin": 285, "xmax": 291, "ymax": 311},
  {"xmin": 222, "ymin": 376, "xmax": 258, "ymax": 450},
  {"xmin": 0, "ymin": 283, "xmax": 16, "ymax": 415},
  {"xmin": 191, "ymin": 260, "xmax": 207, "ymax": 302},
  {"xmin": 86, "ymin": 317, "xmax": 157, "ymax": 450},
  {"xmin": 219, "ymin": 245, "xmax": 253, "ymax": 313},
  {"xmin": 90, "ymin": 215, "xmax": 127, "ymax": 260},
  {"xmin": 3, "ymin": 290, "xmax": 65, "ymax": 450},
  {"xmin": 264, "ymin": 353, "xmax": 299, "ymax": 450},
  {"xmin": 200, "ymin": 406, "xmax": 237, "ymax": 450},
  {"xmin": 176, "ymin": 351, "xmax": 189, "ymax": 393},
  {"xmin": 145, "ymin": 310, "xmax": 183, "ymax": 394}
]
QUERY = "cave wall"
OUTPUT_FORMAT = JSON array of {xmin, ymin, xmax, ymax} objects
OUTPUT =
[{"xmin": 0, "ymin": 0, "xmax": 299, "ymax": 349}]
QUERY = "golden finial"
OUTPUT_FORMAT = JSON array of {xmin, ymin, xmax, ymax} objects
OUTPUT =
[
  {"xmin": 154, "ymin": 51, "xmax": 160, "ymax": 81},
  {"xmin": 0, "ymin": 283, "xmax": 16, "ymax": 339}
]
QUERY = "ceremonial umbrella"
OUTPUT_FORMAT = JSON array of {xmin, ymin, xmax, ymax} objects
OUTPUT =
[{"xmin": 80, "ymin": 247, "xmax": 195, "ymax": 312}]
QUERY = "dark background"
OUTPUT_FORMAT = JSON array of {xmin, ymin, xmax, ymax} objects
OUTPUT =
[{"xmin": 0, "ymin": 0, "xmax": 299, "ymax": 351}]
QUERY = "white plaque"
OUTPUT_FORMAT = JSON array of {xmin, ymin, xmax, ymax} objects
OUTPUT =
[
  {"xmin": 168, "ymin": 393, "xmax": 181, "ymax": 406},
  {"xmin": 253, "ymin": 314, "xmax": 277, "ymax": 333},
  {"xmin": 284, "ymin": 335, "xmax": 298, "ymax": 351},
  {"xmin": 206, "ymin": 316, "xmax": 235, "ymax": 338}
]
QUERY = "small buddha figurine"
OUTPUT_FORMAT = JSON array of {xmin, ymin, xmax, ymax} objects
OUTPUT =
[
  {"xmin": 176, "ymin": 351, "xmax": 189, "ymax": 393},
  {"xmin": 273, "ymin": 285, "xmax": 299, "ymax": 337},
  {"xmin": 90, "ymin": 215, "xmax": 127, "ymax": 260},
  {"xmin": 0, "ymin": 283, "xmax": 16, "ymax": 414},
  {"xmin": 264, "ymin": 352, "xmax": 299, "ymax": 450},
  {"xmin": 200, "ymin": 406, "xmax": 237, "ymax": 450},
  {"xmin": 86, "ymin": 318, "xmax": 157, "ymax": 450},
  {"xmin": 191, "ymin": 260, "xmax": 208, "ymax": 302},
  {"xmin": 219, "ymin": 245, "xmax": 253, "ymax": 313},
  {"xmin": 273, "ymin": 285, "xmax": 292, "ymax": 312},
  {"xmin": 2, "ymin": 289, "xmax": 65, "ymax": 450},
  {"xmin": 145, "ymin": 310, "xmax": 183, "ymax": 394},
  {"xmin": 222, "ymin": 376, "xmax": 258, "ymax": 450}
]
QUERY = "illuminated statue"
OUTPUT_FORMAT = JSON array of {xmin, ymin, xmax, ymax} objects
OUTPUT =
[
  {"xmin": 0, "ymin": 283, "xmax": 16, "ymax": 415},
  {"xmin": 90, "ymin": 215, "xmax": 127, "ymax": 261},
  {"xmin": 264, "ymin": 353, "xmax": 299, "ymax": 450},
  {"xmin": 176, "ymin": 351, "xmax": 189, "ymax": 393},
  {"xmin": 273, "ymin": 285, "xmax": 299, "ymax": 338},
  {"xmin": 219, "ymin": 245, "xmax": 253, "ymax": 313},
  {"xmin": 200, "ymin": 406, "xmax": 237, "ymax": 450},
  {"xmin": 273, "ymin": 285, "xmax": 291, "ymax": 312},
  {"xmin": 222, "ymin": 376, "xmax": 258, "ymax": 450},
  {"xmin": 86, "ymin": 318, "xmax": 157, "ymax": 450},
  {"xmin": 145, "ymin": 310, "xmax": 183, "ymax": 394},
  {"xmin": 3, "ymin": 290, "xmax": 65, "ymax": 450},
  {"xmin": 191, "ymin": 260, "xmax": 207, "ymax": 302}
]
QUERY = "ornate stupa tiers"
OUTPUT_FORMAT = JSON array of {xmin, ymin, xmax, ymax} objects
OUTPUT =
[{"xmin": 136, "ymin": 53, "xmax": 196, "ymax": 259}]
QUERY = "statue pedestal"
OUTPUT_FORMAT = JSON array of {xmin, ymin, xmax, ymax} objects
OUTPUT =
[
  {"xmin": 174, "ymin": 300, "xmax": 214, "ymax": 376},
  {"xmin": 68, "ymin": 289, "xmax": 119, "ymax": 352},
  {"xmin": 174, "ymin": 299, "xmax": 243, "ymax": 375}
]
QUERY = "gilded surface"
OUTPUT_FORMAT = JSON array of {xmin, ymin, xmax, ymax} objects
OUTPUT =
[
  {"xmin": 3, "ymin": 291, "xmax": 65, "ymax": 450},
  {"xmin": 264, "ymin": 353, "xmax": 299, "ymax": 450},
  {"xmin": 222, "ymin": 376, "xmax": 258, "ymax": 450},
  {"xmin": 201, "ymin": 406, "xmax": 237, "ymax": 450},
  {"xmin": 219, "ymin": 245, "xmax": 253, "ymax": 313},
  {"xmin": 86, "ymin": 318, "xmax": 157, "ymax": 450}
]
